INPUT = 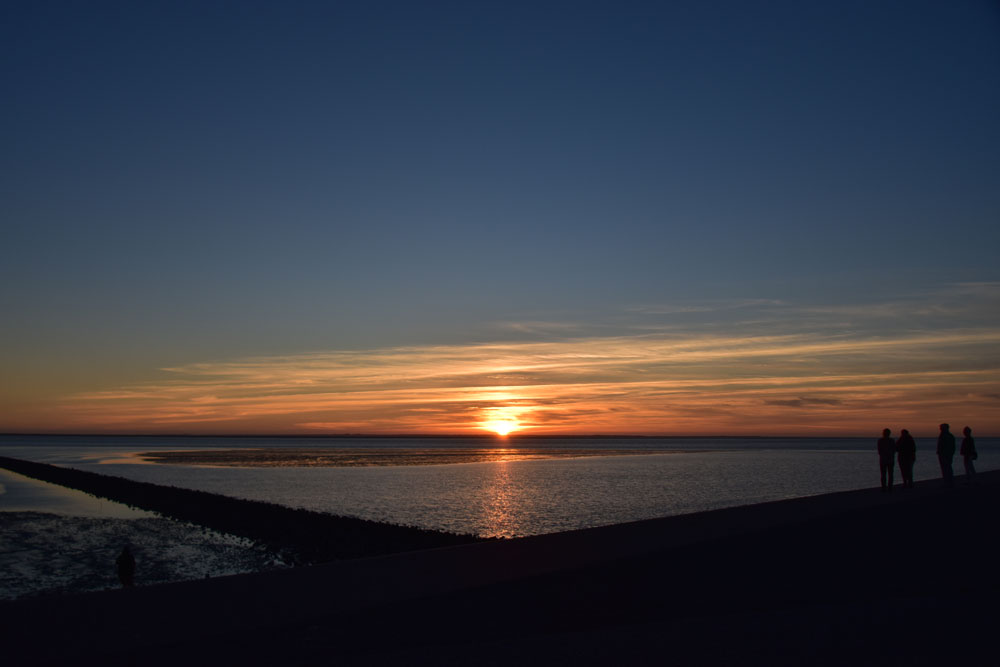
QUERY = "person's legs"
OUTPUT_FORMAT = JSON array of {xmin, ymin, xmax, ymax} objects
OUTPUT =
[
  {"xmin": 880, "ymin": 461, "xmax": 889, "ymax": 490},
  {"xmin": 964, "ymin": 458, "xmax": 976, "ymax": 484},
  {"xmin": 939, "ymin": 455, "xmax": 954, "ymax": 487}
]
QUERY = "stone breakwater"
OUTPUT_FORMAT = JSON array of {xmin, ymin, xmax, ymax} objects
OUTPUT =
[{"xmin": 0, "ymin": 456, "xmax": 481, "ymax": 564}]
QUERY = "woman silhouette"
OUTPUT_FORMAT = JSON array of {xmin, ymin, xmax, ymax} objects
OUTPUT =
[
  {"xmin": 896, "ymin": 429, "xmax": 916, "ymax": 489},
  {"xmin": 960, "ymin": 426, "xmax": 977, "ymax": 484}
]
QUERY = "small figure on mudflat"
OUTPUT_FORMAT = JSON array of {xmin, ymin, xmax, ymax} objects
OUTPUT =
[{"xmin": 116, "ymin": 545, "xmax": 135, "ymax": 588}]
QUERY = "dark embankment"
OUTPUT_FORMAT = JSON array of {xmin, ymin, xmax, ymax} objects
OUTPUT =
[
  {"xmin": 0, "ymin": 456, "xmax": 478, "ymax": 563},
  {"xmin": 3, "ymin": 470, "xmax": 997, "ymax": 666}
]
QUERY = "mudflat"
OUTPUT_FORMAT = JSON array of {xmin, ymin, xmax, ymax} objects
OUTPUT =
[{"xmin": 140, "ymin": 447, "xmax": 664, "ymax": 467}]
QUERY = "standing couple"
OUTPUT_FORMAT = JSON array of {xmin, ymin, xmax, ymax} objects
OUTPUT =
[
  {"xmin": 877, "ymin": 428, "xmax": 916, "ymax": 492},
  {"xmin": 936, "ymin": 423, "xmax": 978, "ymax": 487}
]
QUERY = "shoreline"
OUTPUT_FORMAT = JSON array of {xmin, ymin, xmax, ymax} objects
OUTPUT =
[
  {"xmin": 3, "ymin": 470, "xmax": 997, "ymax": 664},
  {"xmin": 137, "ymin": 447, "xmax": 668, "ymax": 467}
]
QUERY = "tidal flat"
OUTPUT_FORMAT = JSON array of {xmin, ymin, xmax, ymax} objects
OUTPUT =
[
  {"xmin": 139, "ymin": 447, "xmax": 664, "ymax": 467},
  {"xmin": 0, "ymin": 511, "xmax": 282, "ymax": 600}
]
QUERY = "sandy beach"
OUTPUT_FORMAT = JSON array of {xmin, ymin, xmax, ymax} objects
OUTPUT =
[{"xmin": 3, "ymin": 468, "xmax": 996, "ymax": 665}]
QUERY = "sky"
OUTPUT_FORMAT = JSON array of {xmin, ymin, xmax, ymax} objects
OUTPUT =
[{"xmin": 2, "ymin": 0, "xmax": 999, "ymax": 436}]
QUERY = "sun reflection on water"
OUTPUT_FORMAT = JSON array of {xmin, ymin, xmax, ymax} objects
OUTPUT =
[
  {"xmin": 481, "ymin": 461, "xmax": 517, "ymax": 538},
  {"xmin": 480, "ymin": 448, "xmax": 523, "ymax": 464}
]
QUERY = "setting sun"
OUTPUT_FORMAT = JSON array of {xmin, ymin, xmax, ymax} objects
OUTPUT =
[
  {"xmin": 478, "ymin": 405, "xmax": 525, "ymax": 437},
  {"xmin": 483, "ymin": 420, "xmax": 519, "ymax": 437}
]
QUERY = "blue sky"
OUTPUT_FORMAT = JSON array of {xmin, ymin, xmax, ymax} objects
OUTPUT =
[{"xmin": 2, "ymin": 1, "xmax": 999, "ymax": 434}]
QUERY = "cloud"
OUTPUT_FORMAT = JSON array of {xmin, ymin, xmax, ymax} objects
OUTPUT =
[
  {"xmin": 764, "ymin": 397, "xmax": 844, "ymax": 408},
  {"xmin": 44, "ymin": 285, "xmax": 1000, "ymax": 435},
  {"xmin": 58, "ymin": 323, "xmax": 1000, "ymax": 435},
  {"xmin": 624, "ymin": 299, "xmax": 787, "ymax": 316}
]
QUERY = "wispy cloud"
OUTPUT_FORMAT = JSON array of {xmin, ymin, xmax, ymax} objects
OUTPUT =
[
  {"xmin": 60, "ymin": 322, "xmax": 1000, "ymax": 435},
  {"xmin": 624, "ymin": 299, "xmax": 788, "ymax": 316},
  {"xmin": 764, "ymin": 397, "xmax": 844, "ymax": 408},
  {"xmin": 625, "ymin": 283, "xmax": 1000, "ymax": 335},
  {"xmin": 50, "ymin": 285, "xmax": 1000, "ymax": 435}
]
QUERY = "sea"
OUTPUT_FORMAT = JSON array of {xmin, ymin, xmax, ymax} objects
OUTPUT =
[{"xmin": 1, "ymin": 434, "xmax": 994, "ymax": 539}]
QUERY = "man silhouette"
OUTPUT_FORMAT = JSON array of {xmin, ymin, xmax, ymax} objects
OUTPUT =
[
  {"xmin": 936, "ymin": 423, "xmax": 956, "ymax": 488},
  {"xmin": 877, "ymin": 428, "xmax": 896, "ymax": 492},
  {"xmin": 896, "ymin": 429, "xmax": 916, "ymax": 489}
]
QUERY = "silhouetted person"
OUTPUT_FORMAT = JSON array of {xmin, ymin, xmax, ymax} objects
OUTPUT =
[
  {"xmin": 877, "ymin": 428, "xmax": 896, "ymax": 492},
  {"xmin": 897, "ymin": 429, "xmax": 916, "ymax": 489},
  {"xmin": 937, "ymin": 423, "xmax": 956, "ymax": 488},
  {"xmin": 116, "ymin": 546, "xmax": 135, "ymax": 588},
  {"xmin": 960, "ymin": 426, "xmax": 977, "ymax": 484}
]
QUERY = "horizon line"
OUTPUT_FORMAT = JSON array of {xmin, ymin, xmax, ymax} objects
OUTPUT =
[{"xmin": 0, "ymin": 431, "xmax": 970, "ymax": 439}]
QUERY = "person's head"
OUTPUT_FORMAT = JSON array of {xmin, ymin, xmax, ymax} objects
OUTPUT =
[
  {"xmin": 882, "ymin": 428, "xmax": 891, "ymax": 437},
  {"xmin": 963, "ymin": 426, "xmax": 972, "ymax": 436},
  {"xmin": 901, "ymin": 429, "xmax": 910, "ymax": 437},
  {"xmin": 940, "ymin": 423, "xmax": 950, "ymax": 432}
]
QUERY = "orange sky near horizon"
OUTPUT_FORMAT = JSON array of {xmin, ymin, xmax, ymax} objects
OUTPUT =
[{"xmin": 4, "ymin": 326, "xmax": 998, "ymax": 438}]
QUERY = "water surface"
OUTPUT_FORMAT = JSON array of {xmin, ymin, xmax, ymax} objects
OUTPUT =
[{"xmin": 2, "ymin": 435, "xmax": 994, "ymax": 538}]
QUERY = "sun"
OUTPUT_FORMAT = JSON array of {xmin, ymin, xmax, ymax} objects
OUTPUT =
[
  {"xmin": 478, "ymin": 405, "xmax": 526, "ymax": 437},
  {"xmin": 483, "ymin": 419, "xmax": 519, "ymax": 437}
]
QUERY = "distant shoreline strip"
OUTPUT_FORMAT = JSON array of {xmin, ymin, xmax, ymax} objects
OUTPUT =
[{"xmin": 139, "ymin": 447, "xmax": 670, "ymax": 467}]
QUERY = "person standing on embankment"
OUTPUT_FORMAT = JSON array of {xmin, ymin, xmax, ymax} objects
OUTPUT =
[
  {"xmin": 937, "ymin": 423, "xmax": 956, "ymax": 488},
  {"xmin": 877, "ymin": 428, "xmax": 896, "ymax": 492},
  {"xmin": 960, "ymin": 426, "xmax": 977, "ymax": 484},
  {"xmin": 897, "ymin": 429, "xmax": 916, "ymax": 489}
]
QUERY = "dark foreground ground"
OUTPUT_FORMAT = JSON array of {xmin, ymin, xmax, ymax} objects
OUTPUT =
[{"xmin": 3, "ymin": 470, "xmax": 997, "ymax": 666}]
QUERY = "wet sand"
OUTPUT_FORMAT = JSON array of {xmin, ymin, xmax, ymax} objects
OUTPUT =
[
  {"xmin": 140, "ymin": 447, "xmax": 664, "ymax": 467},
  {"xmin": 3, "ymin": 469, "xmax": 997, "ymax": 665},
  {"xmin": 0, "ymin": 512, "xmax": 282, "ymax": 600}
]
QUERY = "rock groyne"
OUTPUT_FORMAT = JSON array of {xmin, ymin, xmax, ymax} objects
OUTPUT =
[{"xmin": 0, "ymin": 456, "xmax": 480, "ymax": 563}]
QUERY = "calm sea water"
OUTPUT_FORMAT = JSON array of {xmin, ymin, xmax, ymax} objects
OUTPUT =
[{"xmin": 1, "ymin": 435, "xmax": 994, "ymax": 538}]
